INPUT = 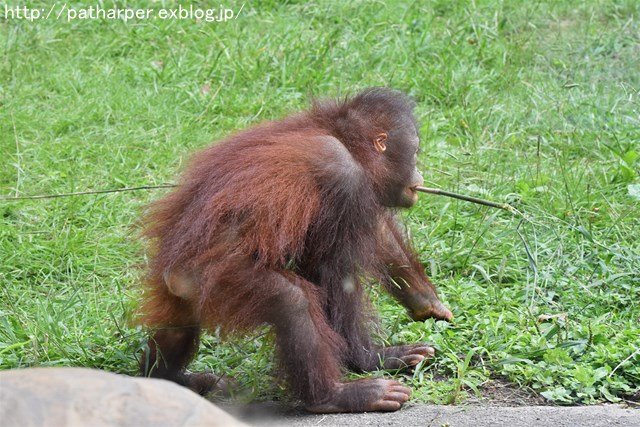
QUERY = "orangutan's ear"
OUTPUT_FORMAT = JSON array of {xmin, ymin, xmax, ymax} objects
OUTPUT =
[{"xmin": 374, "ymin": 132, "xmax": 387, "ymax": 153}]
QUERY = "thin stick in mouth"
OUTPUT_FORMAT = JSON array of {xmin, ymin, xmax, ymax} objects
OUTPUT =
[{"xmin": 413, "ymin": 185, "xmax": 516, "ymax": 213}]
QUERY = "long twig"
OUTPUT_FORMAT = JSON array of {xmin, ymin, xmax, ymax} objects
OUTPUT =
[
  {"xmin": 414, "ymin": 185, "xmax": 516, "ymax": 213},
  {"xmin": 0, "ymin": 184, "xmax": 176, "ymax": 201},
  {"xmin": 2, "ymin": 183, "xmax": 517, "ymax": 215}
]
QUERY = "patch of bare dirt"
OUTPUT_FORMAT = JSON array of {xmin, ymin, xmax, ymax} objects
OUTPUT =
[
  {"xmin": 623, "ymin": 391, "xmax": 640, "ymax": 406},
  {"xmin": 465, "ymin": 377, "xmax": 549, "ymax": 407}
]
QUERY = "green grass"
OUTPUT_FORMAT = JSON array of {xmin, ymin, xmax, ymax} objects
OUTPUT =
[{"xmin": 1, "ymin": 0, "xmax": 638, "ymax": 405}]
